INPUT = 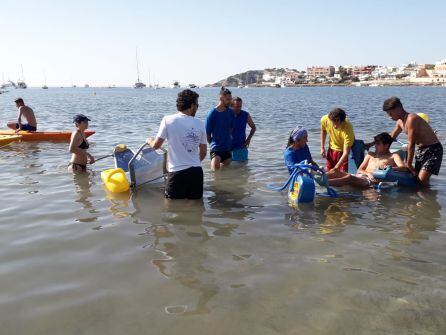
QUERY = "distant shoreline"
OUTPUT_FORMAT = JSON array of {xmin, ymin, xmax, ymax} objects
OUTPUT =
[
  {"xmin": 3, "ymin": 83, "xmax": 446, "ymax": 90},
  {"xmin": 207, "ymin": 80, "xmax": 446, "ymax": 88}
]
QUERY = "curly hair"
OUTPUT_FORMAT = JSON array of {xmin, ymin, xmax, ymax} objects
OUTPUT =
[
  {"xmin": 328, "ymin": 108, "xmax": 346, "ymax": 122},
  {"xmin": 176, "ymin": 89, "xmax": 199, "ymax": 111}
]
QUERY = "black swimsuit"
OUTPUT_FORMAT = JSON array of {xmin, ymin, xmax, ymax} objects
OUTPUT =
[
  {"xmin": 68, "ymin": 162, "xmax": 87, "ymax": 172},
  {"xmin": 69, "ymin": 134, "xmax": 89, "ymax": 172},
  {"xmin": 78, "ymin": 137, "xmax": 89, "ymax": 149}
]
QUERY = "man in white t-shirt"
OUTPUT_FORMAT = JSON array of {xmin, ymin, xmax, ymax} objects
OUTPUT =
[{"xmin": 147, "ymin": 89, "xmax": 207, "ymax": 199}]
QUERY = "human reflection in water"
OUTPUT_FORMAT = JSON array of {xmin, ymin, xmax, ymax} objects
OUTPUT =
[
  {"xmin": 205, "ymin": 164, "xmax": 256, "ymax": 236},
  {"xmin": 403, "ymin": 189, "xmax": 442, "ymax": 241},
  {"xmin": 132, "ymin": 190, "xmax": 219, "ymax": 315},
  {"xmin": 72, "ymin": 171, "xmax": 98, "ymax": 223},
  {"xmin": 355, "ymin": 185, "xmax": 443, "ymax": 242}
]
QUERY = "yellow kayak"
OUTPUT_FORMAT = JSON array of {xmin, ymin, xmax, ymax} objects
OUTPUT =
[{"xmin": 0, "ymin": 135, "xmax": 22, "ymax": 147}]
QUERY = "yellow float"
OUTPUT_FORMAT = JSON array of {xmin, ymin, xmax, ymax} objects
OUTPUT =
[
  {"xmin": 101, "ymin": 168, "xmax": 130, "ymax": 193},
  {"xmin": 0, "ymin": 135, "xmax": 21, "ymax": 147}
]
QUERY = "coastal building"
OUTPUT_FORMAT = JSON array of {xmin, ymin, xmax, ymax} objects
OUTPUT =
[
  {"xmin": 418, "ymin": 64, "xmax": 435, "ymax": 70},
  {"xmin": 408, "ymin": 75, "xmax": 446, "ymax": 84},
  {"xmin": 332, "ymin": 66, "xmax": 349, "ymax": 80},
  {"xmin": 307, "ymin": 66, "xmax": 335, "ymax": 77},
  {"xmin": 434, "ymin": 59, "xmax": 446, "ymax": 76},
  {"xmin": 213, "ymin": 59, "xmax": 446, "ymax": 87},
  {"xmin": 262, "ymin": 72, "xmax": 275, "ymax": 82},
  {"xmin": 408, "ymin": 59, "xmax": 446, "ymax": 84},
  {"xmin": 371, "ymin": 66, "xmax": 397, "ymax": 79},
  {"xmin": 415, "ymin": 64, "xmax": 435, "ymax": 78},
  {"xmin": 351, "ymin": 65, "xmax": 376, "ymax": 77},
  {"xmin": 281, "ymin": 71, "xmax": 301, "ymax": 85}
]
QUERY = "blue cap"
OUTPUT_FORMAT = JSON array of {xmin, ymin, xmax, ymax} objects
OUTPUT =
[{"xmin": 73, "ymin": 114, "xmax": 91, "ymax": 123}]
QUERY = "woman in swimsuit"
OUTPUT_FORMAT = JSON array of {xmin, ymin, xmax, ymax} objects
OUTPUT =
[{"xmin": 68, "ymin": 114, "xmax": 95, "ymax": 172}]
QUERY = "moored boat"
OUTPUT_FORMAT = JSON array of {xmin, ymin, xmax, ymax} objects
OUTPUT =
[
  {"xmin": 133, "ymin": 48, "xmax": 146, "ymax": 88},
  {"xmin": 0, "ymin": 130, "xmax": 95, "ymax": 142}
]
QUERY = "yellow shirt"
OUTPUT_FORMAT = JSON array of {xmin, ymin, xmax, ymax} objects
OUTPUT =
[{"xmin": 320, "ymin": 114, "xmax": 355, "ymax": 152}]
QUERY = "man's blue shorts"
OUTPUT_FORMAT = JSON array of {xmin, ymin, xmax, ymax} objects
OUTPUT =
[{"xmin": 15, "ymin": 123, "xmax": 37, "ymax": 131}]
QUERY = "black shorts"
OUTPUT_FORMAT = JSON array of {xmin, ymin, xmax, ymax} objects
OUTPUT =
[
  {"xmin": 210, "ymin": 150, "xmax": 231, "ymax": 162},
  {"xmin": 415, "ymin": 142, "xmax": 443, "ymax": 175},
  {"xmin": 15, "ymin": 123, "xmax": 37, "ymax": 131},
  {"xmin": 165, "ymin": 167, "xmax": 204, "ymax": 199}
]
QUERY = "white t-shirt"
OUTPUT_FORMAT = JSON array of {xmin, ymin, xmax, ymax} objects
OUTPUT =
[{"xmin": 156, "ymin": 113, "xmax": 207, "ymax": 172}]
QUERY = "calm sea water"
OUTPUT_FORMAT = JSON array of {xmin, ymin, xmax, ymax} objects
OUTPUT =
[{"xmin": 0, "ymin": 87, "xmax": 445, "ymax": 334}]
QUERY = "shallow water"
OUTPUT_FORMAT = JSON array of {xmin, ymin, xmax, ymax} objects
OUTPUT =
[{"xmin": 0, "ymin": 87, "xmax": 445, "ymax": 334}]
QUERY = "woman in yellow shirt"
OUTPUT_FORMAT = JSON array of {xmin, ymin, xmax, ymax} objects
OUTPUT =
[{"xmin": 320, "ymin": 108, "xmax": 355, "ymax": 172}]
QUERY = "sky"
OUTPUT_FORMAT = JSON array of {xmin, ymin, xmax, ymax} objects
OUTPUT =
[{"xmin": 1, "ymin": 0, "xmax": 445, "ymax": 87}]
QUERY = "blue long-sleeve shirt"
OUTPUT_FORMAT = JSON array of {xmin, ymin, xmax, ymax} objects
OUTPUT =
[{"xmin": 284, "ymin": 145, "xmax": 313, "ymax": 174}]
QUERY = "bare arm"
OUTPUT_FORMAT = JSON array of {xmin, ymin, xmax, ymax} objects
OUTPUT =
[
  {"xmin": 309, "ymin": 159, "xmax": 319, "ymax": 168},
  {"xmin": 199, "ymin": 144, "xmax": 207, "ymax": 161},
  {"xmin": 147, "ymin": 137, "xmax": 165, "ymax": 150},
  {"xmin": 390, "ymin": 153, "xmax": 408, "ymax": 172},
  {"xmin": 405, "ymin": 119, "xmax": 417, "ymax": 174},
  {"xmin": 390, "ymin": 123, "xmax": 403, "ymax": 141},
  {"xmin": 364, "ymin": 141, "xmax": 376, "ymax": 150},
  {"xmin": 17, "ymin": 106, "xmax": 24, "ymax": 129},
  {"xmin": 321, "ymin": 129, "xmax": 327, "ymax": 158},
  {"xmin": 244, "ymin": 115, "xmax": 256, "ymax": 147},
  {"xmin": 69, "ymin": 132, "xmax": 85, "ymax": 155},
  {"xmin": 357, "ymin": 154, "xmax": 371, "ymax": 175},
  {"xmin": 334, "ymin": 146, "xmax": 351, "ymax": 169}
]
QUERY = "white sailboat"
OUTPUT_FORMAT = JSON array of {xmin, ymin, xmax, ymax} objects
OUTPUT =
[
  {"xmin": 17, "ymin": 65, "xmax": 27, "ymax": 89},
  {"xmin": 148, "ymin": 70, "xmax": 153, "ymax": 88},
  {"xmin": 133, "ymin": 48, "xmax": 146, "ymax": 89},
  {"xmin": 42, "ymin": 73, "xmax": 48, "ymax": 89}
]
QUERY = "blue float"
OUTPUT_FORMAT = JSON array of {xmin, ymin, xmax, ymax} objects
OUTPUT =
[
  {"xmin": 373, "ymin": 167, "xmax": 418, "ymax": 187},
  {"xmin": 268, "ymin": 160, "xmax": 341, "ymax": 205},
  {"xmin": 288, "ymin": 173, "xmax": 316, "ymax": 203}
]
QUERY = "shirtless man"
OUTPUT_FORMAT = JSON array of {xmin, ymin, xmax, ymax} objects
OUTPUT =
[
  {"xmin": 327, "ymin": 132, "xmax": 406, "ymax": 188},
  {"xmin": 7, "ymin": 98, "xmax": 37, "ymax": 132},
  {"xmin": 383, "ymin": 96, "xmax": 443, "ymax": 187}
]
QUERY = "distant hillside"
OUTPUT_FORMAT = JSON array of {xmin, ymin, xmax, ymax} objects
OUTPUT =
[
  {"xmin": 208, "ymin": 68, "xmax": 298, "ymax": 87},
  {"xmin": 208, "ymin": 70, "xmax": 264, "ymax": 87}
]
